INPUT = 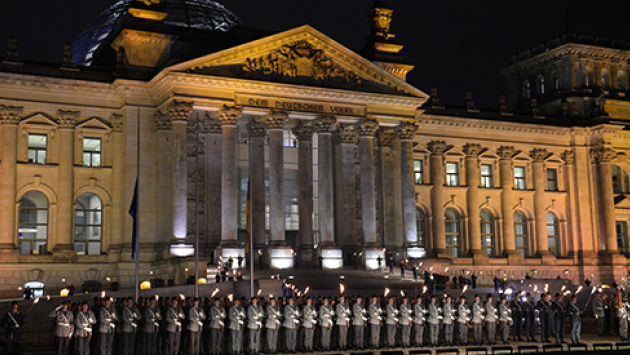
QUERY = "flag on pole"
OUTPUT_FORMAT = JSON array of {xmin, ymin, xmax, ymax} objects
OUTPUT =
[
  {"xmin": 129, "ymin": 178, "xmax": 139, "ymax": 259},
  {"xmin": 245, "ymin": 180, "xmax": 251, "ymax": 255}
]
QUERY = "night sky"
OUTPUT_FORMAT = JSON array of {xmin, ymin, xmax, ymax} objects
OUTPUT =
[{"xmin": 1, "ymin": 0, "xmax": 629, "ymax": 108}]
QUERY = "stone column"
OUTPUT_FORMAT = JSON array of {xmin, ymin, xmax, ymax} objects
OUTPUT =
[
  {"xmin": 531, "ymin": 148, "xmax": 550, "ymax": 257},
  {"xmin": 218, "ymin": 106, "xmax": 242, "ymax": 248},
  {"xmin": 315, "ymin": 116, "xmax": 336, "ymax": 247},
  {"xmin": 498, "ymin": 146, "xmax": 517, "ymax": 257},
  {"xmin": 53, "ymin": 110, "xmax": 79, "ymax": 258},
  {"xmin": 333, "ymin": 126, "xmax": 357, "ymax": 249},
  {"xmin": 357, "ymin": 117, "xmax": 379, "ymax": 248},
  {"xmin": 265, "ymin": 111, "xmax": 287, "ymax": 247},
  {"xmin": 0, "ymin": 105, "xmax": 22, "ymax": 255},
  {"xmin": 169, "ymin": 101, "xmax": 193, "ymax": 242},
  {"xmin": 109, "ymin": 114, "xmax": 124, "ymax": 251},
  {"xmin": 592, "ymin": 144, "xmax": 619, "ymax": 255},
  {"xmin": 293, "ymin": 123, "xmax": 314, "ymax": 263},
  {"xmin": 464, "ymin": 143, "xmax": 483, "ymax": 256},
  {"xmin": 249, "ymin": 118, "xmax": 266, "ymax": 250},
  {"xmin": 428, "ymin": 140, "xmax": 447, "ymax": 256},
  {"xmin": 379, "ymin": 132, "xmax": 401, "ymax": 250},
  {"xmin": 398, "ymin": 122, "xmax": 418, "ymax": 249},
  {"xmin": 562, "ymin": 150, "xmax": 578, "ymax": 256}
]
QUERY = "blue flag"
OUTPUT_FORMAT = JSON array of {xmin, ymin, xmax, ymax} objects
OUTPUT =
[{"xmin": 129, "ymin": 178, "xmax": 139, "ymax": 259}]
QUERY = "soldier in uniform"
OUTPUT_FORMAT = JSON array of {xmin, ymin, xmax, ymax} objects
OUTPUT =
[
  {"xmin": 352, "ymin": 296, "xmax": 366, "ymax": 349},
  {"xmin": 551, "ymin": 293, "xmax": 565, "ymax": 344},
  {"xmin": 2, "ymin": 301, "xmax": 26, "ymax": 355},
  {"xmin": 265, "ymin": 298, "xmax": 281, "ymax": 355},
  {"xmin": 209, "ymin": 298, "xmax": 225, "ymax": 355},
  {"xmin": 283, "ymin": 297, "xmax": 299, "ymax": 353},
  {"xmin": 165, "ymin": 298, "xmax": 185, "ymax": 355},
  {"xmin": 522, "ymin": 293, "xmax": 536, "ymax": 342},
  {"xmin": 229, "ymin": 298, "xmax": 246, "ymax": 355},
  {"xmin": 302, "ymin": 298, "xmax": 317, "ymax": 352},
  {"xmin": 618, "ymin": 294, "xmax": 629, "ymax": 341},
  {"xmin": 537, "ymin": 293, "xmax": 550, "ymax": 342},
  {"xmin": 413, "ymin": 296, "xmax": 426, "ymax": 346},
  {"xmin": 49, "ymin": 301, "xmax": 74, "ymax": 355},
  {"xmin": 427, "ymin": 295, "xmax": 440, "ymax": 347},
  {"xmin": 566, "ymin": 295, "xmax": 582, "ymax": 344},
  {"xmin": 335, "ymin": 296, "xmax": 350, "ymax": 350},
  {"xmin": 318, "ymin": 297, "xmax": 333, "ymax": 351},
  {"xmin": 442, "ymin": 296, "xmax": 454, "ymax": 346},
  {"xmin": 74, "ymin": 301, "xmax": 97, "ymax": 355},
  {"xmin": 510, "ymin": 293, "xmax": 523, "ymax": 341},
  {"xmin": 142, "ymin": 297, "xmax": 162, "ymax": 355},
  {"xmin": 368, "ymin": 297, "xmax": 382, "ymax": 349},
  {"xmin": 456, "ymin": 296, "xmax": 469, "ymax": 346},
  {"xmin": 246, "ymin": 297, "xmax": 262, "ymax": 355},
  {"xmin": 399, "ymin": 297, "xmax": 412, "ymax": 347},
  {"xmin": 187, "ymin": 297, "xmax": 206, "ymax": 355},
  {"xmin": 471, "ymin": 294, "xmax": 483, "ymax": 346},
  {"xmin": 120, "ymin": 297, "xmax": 141, "ymax": 355},
  {"xmin": 485, "ymin": 294, "xmax": 497, "ymax": 345},
  {"xmin": 498, "ymin": 296, "xmax": 511, "ymax": 344},
  {"xmin": 98, "ymin": 298, "xmax": 117, "ymax": 355},
  {"xmin": 385, "ymin": 297, "xmax": 398, "ymax": 347},
  {"xmin": 594, "ymin": 291, "xmax": 606, "ymax": 336}
]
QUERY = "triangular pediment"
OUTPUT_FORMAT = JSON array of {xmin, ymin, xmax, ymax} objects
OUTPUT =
[
  {"xmin": 165, "ymin": 25, "xmax": 427, "ymax": 98},
  {"xmin": 76, "ymin": 117, "xmax": 112, "ymax": 131},
  {"xmin": 479, "ymin": 148, "xmax": 500, "ymax": 159},
  {"xmin": 615, "ymin": 195, "xmax": 630, "ymax": 209},
  {"xmin": 19, "ymin": 113, "xmax": 57, "ymax": 127},
  {"xmin": 512, "ymin": 151, "xmax": 533, "ymax": 162}
]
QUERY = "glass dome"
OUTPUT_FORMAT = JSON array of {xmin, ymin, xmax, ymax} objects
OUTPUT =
[{"xmin": 72, "ymin": 0, "xmax": 241, "ymax": 66}]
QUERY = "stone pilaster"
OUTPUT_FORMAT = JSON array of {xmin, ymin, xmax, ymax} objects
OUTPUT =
[
  {"xmin": 428, "ymin": 140, "xmax": 447, "ymax": 256},
  {"xmin": 316, "ymin": 116, "xmax": 337, "ymax": 249},
  {"xmin": 293, "ymin": 123, "xmax": 315, "ymax": 263},
  {"xmin": 531, "ymin": 148, "xmax": 551, "ymax": 258},
  {"xmin": 464, "ymin": 143, "xmax": 483, "ymax": 257},
  {"xmin": 169, "ymin": 101, "xmax": 193, "ymax": 243},
  {"xmin": 218, "ymin": 106, "xmax": 242, "ymax": 249},
  {"xmin": 109, "ymin": 113, "xmax": 125, "ymax": 252},
  {"xmin": 333, "ymin": 126, "xmax": 357, "ymax": 253},
  {"xmin": 498, "ymin": 146, "xmax": 517, "ymax": 258},
  {"xmin": 249, "ymin": 118, "xmax": 266, "ymax": 250},
  {"xmin": 357, "ymin": 117, "xmax": 379, "ymax": 248},
  {"xmin": 398, "ymin": 122, "xmax": 418, "ymax": 250},
  {"xmin": 592, "ymin": 143, "xmax": 619, "ymax": 256},
  {"xmin": 0, "ymin": 105, "xmax": 22, "ymax": 256},
  {"xmin": 379, "ymin": 131, "xmax": 401, "ymax": 250}
]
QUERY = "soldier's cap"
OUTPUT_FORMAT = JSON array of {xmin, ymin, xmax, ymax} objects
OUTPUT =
[
  {"xmin": 555, "ymin": 293, "xmax": 561, "ymax": 298},
  {"xmin": 459, "ymin": 296, "xmax": 466, "ymax": 300},
  {"xmin": 11, "ymin": 301, "xmax": 18, "ymax": 307},
  {"xmin": 500, "ymin": 296, "xmax": 506, "ymax": 301},
  {"xmin": 486, "ymin": 293, "xmax": 493, "ymax": 299},
  {"xmin": 193, "ymin": 297, "xmax": 200, "ymax": 302}
]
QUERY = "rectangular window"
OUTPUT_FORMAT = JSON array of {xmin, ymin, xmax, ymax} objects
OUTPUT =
[
  {"xmin": 481, "ymin": 164, "xmax": 493, "ymax": 188},
  {"xmin": 547, "ymin": 168, "xmax": 558, "ymax": 191},
  {"xmin": 446, "ymin": 162, "xmax": 459, "ymax": 187},
  {"xmin": 28, "ymin": 134, "xmax": 47, "ymax": 164},
  {"xmin": 414, "ymin": 160, "xmax": 424, "ymax": 185},
  {"xmin": 612, "ymin": 166, "xmax": 622, "ymax": 194},
  {"xmin": 283, "ymin": 130, "xmax": 297, "ymax": 147},
  {"xmin": 617, "ymin": 221, "xmax": 628, "ymax": 254},
  {"xmin": 83, "ymin": 138, "xmax": 101, "ymax": 167},
  {"xmin": 514, "ymin": 166, "xmax": 526, "ymax": 190}
]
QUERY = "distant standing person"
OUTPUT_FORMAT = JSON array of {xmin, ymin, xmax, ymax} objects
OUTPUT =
[
  {"xmin": 110, "ymin": 278, "xmax": 120, "ymax": 291},
  {"xmin": 471, "ymin": 274, "xmax": 477, "ymax": 289},
  {"xmin": 2, "ymin": 301, "xmax": 26, "ymax": 355}
]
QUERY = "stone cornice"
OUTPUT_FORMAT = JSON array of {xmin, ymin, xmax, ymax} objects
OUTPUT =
[
  {"xmin": 417, "ymin": 115, "xmax": 573, "ymax": 136},
  {"xmin": 56, "ymin": 110, "xmax": 80, "ymax": 128},
  {"xmin": 0, "ymin": 104, "xmax": 23, "ymax": 124}
]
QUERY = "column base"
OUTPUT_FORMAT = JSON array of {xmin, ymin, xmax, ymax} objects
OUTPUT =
[
  {"xmin": 537, "ymin": 251, "xmax": 557, "ymax": 265},
  {"xmin": 362, "ymin": 247, "xmax": 385, "ymax": 271},
  {"xmin": 404, "ymin": 247, "xmax": 426, "ymax": 259},
  {"xmin": 319, "ymin": 246, "xmax": 343, "ymax": 270},
  {"xmin": 268, "ymin": 245, "xmax": 294, "ymax": 270},
  {"xmin": 602, "ymin": 252, "xmax": 626, "ymax": 266},
  {"xmin": 431, "ymin": 249, "xmax": 451, "ymax": 259},
  {"xmin": 218, "ymin": 246, "xmax": 245, "ymax": 269},
  {"xmin": 298, "ymin": 245, "xmax": 316, "ymax": 266},
  {"xmin": 507, "ymin": 253, "xmax": 524, "ymax": 264},
  {"xmin": 472, "ymin": 253, "xmax": 489, "ymax": 264},
  {"xmin": 52, "ymin": 245, "xmax": 77, "ymax": 262}
]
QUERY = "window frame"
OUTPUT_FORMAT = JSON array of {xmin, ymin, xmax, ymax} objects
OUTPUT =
[
  {"xmin": 446, "ymin": 162, "xmax": 459, "ymax": 187},
  {"xmin": 480, "ymin": 209, "xmax": 496, "ymax": 257},
  {"xmin": 514, "ymin": 211, "xmax": 529, "ymax": 258},
  {"xmin": 416, "ymin": 207, "xmax": 425, "ymax": 248},
  {"xmin": 480, "ymin": 163, "xmax": 494, "ymax": 188},
  {"xmin": 444, "ymin": 208, "xmax": 461, "ymax": 257},
  {"xmin": 18, "ymin": 191, "xmax": 49, "ymax": 255},
  {"xmin": 546, "ymin": 212, "xmax": 560, "ymax": 257},
  {"xmin": 27, "ymin": 133, "xmax": 48, "ymax": 165},
  {"xmin": 514, "ymin": 166, "xmax": 527, "ymax": 190},
  {"xmin": 547, "ymin": 168, "xmax": 558, "ymax": 191},
  {"xmin": 82, "ymin": 137, "xmax": 102, "ymax": 167},
  {"xmin": 414, "ymin": 160, "xmax": 424, "ymax": 185},
  {"xmin": 74, "ymin": 193, "xmax": 103, "ymax": 256},
  {"xmin": 617, "ymin": 221, "xmax": 628, "ymax": 254}
]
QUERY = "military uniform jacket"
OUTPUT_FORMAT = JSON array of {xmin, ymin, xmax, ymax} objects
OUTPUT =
[
  {"xmin": 187, "ymin": 306, "xmax": 206, "ymax": 332},
  {"xmin": 510, "ymin": 300, "xmax": 522, "ymax": 316},
  {"xmin": 485, "ymin": 301, "xmax": 497, "ymax": 323},
  {"xmin": 427, "ymin": 302, "xmax": 440, "ymax": 325},
  {"xmin": 399, "ymin": 303, "xmax": 412, "ymax": 326},
  {"xmin": 471, "ymin": 302, "xmax": 483, "ymax": 324},
  {"xmin": 74, "ymin": 310, "xmax": 96, "ymax": 338},
  {"xmin": 318, "ymin": 304, "xmax": 333, "ymax": 328},
  {"xmin": 335, "ymin": 303, "xmax": 350, "ymax": 327},
  {"xmin": 166, "ymin": 306, "xmax": 185, "ymax": 333},
  {"xmin": 457, "ymin": 303, "xmax": 470, "ymax": 324},
  {"xmin": 142, "ymin": 306, "xmax": 162, "ymax": 333},
  {"xmin": 522, "ymin": 301, "xmax": 535, "ymax": 319},
  {"xmin": 537, "ymin": 300, "xmax": 550, "ymax": 317},
  {"xmin": 442, "ymin": 302, "xmax": 454, "ymax": 325},
  {"xmin": 413, "ymin": 303, "xmax": 426, "ymax": 324},
  {"xmin": 385, "ymin": 303, "xmax": 398, "ymax": 325},
  {"xmin": 98, "ymin": 307, "xmax": 117, "ymax": 334},
  {"xmin": 352, "ymin": 303, "xmax": 366, "ymax": 326},
  {"xmin": 283, "ymin": 304, "xmax": 300, "ymax": 329},
  {"xmin": 302, "ymin": 305, "xmax": 318, "ymax": 328},
  {"xmin": 618, "ymin": 302, "xmax": 629, "ymax": 320},
  {"xmin": 120, "ymin": 306, "xmax": 141, "ymax": 333},
  {"xmin": 265, "ymin": 305, "xmax": 281, "ymax": 329},
  {"xmin": 209, "ymin": 306, "xmax": 225, "ymax": 329},
  {"xmin": 566, "ymin": 302, "xmax": 581, "ymax": 322},
  {"xmin": 498, "ymin": 303, "xmax": 511, "ymax": 322},
  {"xmin": 551, "ymin": 301, "xmax": 564, "ymax": 319},
  {"xmin": 229, "ymin": 305, "xmax": 245, "ymax": 330},
  {"xmin": 247, "ymin": 305, "xmax": 263, "ymax": 330},
  {"xmin": 49, "ymin": 309, "xmax": 74, "ymax": 338},
  {"xmin": 368, "ymin": 303, "xmax": 382, "ymax": 325},
  {"xmin": 593, "ymin": 297, "xmax": 605, "ymax": 318},
  {"xmin": 1, "ymin": 311, "xmax": 25, "ymax": 333}
]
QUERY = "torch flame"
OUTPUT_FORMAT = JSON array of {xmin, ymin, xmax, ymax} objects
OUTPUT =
[
  {"xmin": 228, "ymin": 294, "xmax": 233, "ymax": 302},
  {"xmin": 422, "ymin": 286, "xmax": 428, "ymax": 294},
  {"xmin": 257, "ymin": 289, "xmax": 262, "ymax": 296},
  {"xmin": 340, "ymin": 284, "xmax": 345, "ymax": 295},
  {"xmin": 211, "ymin": 288, "xmax": 220, "ymax": 298},
  {"xmin": 155, "ymin": 294, "xmax": 159, "ymax": 301},
  {"xmin": 384, "ymin": 288, "xmax": 390, "ymax": 297},
  {"xmin": 461, "ymin": 285, "xmax": 468, "ymax": 294},
  {"xmin": 46, "ymin": 295, "xmax": 51, "ymax": 301},
  {"xmin": 33, "ymin": 298, "xmax": 40, "ymax": 304},
  {"xmin": 576, "ymin": 285, "xmax": 583, "ymax": 294},
  {"xmin": 179, "ymin": 294, "xmax": 185, "ymax": 301},
  {"xmin": 445, "ymin": 267, "xmax": 449, "ymax": 272},
  {"xmin": 400, "ymin": 290, "xmax": 405, "ymax": 297},
  {"xmin": 101, "ymin": 291, "xmax": 106, "ymax": 298},
  {"xmin": 304, "ymin": 286, "xmax": 310, "ymax": 295},
  {"xmin": 561, "ymin": 285, "xmax": 566, "ymax": 292}
]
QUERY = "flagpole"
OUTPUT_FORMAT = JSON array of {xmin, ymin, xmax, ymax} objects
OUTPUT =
[
  {"xmin": 134, "ymin": 107, "xmax": 141, "ymax": 302},
  {"xmin": 194, "ymin": 113, "xmax": 200, "ymax": 298},
  {"xmin": 249, "ymin": 136, "xmax": 254, "ymax": 298}
]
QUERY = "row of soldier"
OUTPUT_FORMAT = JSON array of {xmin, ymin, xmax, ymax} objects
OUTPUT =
[{"xmin": 39, "ymin": 290, "xmax": 594, "ymax": 355}]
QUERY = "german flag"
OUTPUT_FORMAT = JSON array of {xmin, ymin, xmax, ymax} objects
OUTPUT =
[{"xmin": 245, "ymin": 180, "xmax": 251, "ymax": 255}]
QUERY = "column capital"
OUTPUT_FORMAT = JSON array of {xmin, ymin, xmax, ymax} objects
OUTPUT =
[
  {"xmin": 201, "ymin": 112, "xmax": 222, "ymax": 134},
  {"xmin": 379, "ymin": 131, "xmax": 396, "ymax": 147},
  {"xmin": 396, "ymin": 121, "xmax": 417, "ymax": 140},
  {"xmin": 315, "ymin": 115, "xmax": 337, "ymax": 133},
  {"xmin": 0, "ymin": 105, "xmax": 23, "ymax": 124},
  {"xmin": 154, "ymin": 111, "xmax": 172, "ymax": 130},
  {"xmin": 292, "ymin": 123, "xmax": 313, "ymax": 141},
  {"xmin": 463, "ymin": 143, "xmax": 482, "ymax": 157},
  {"xmin": 334, "ymin": 125, "xmax": 357, "ymax": 144},
  {"xmin": 497, "ymin": 146, "xmax": 515, "ymax": 160},
  {"xmin": 248, "ymin": 117, "xmax": 266, "ymax": 138},
  {"xmin": 110, "ymin": 113, "xmax": 123, "ymax": 132},
  {"xmin": 591, "ymin": 143, "xmax": 617, "ymax": 164},
  {"xmin": 530, "ymin": 148, "xmax": 548, "ymax": 162},
  {"xmin": 427, "ymin": 140, "xmax": 447, "ymax": 155},
  {"xmin": 356, "ymin": 117, "xmax": 379, "ymax": 136},
  {"xmin": 218, "ymin": 105, "xmax": 243, "ymax": 125},
  {"xmin": 562, "ymin": 150, "xmax": 575, "ymax": 165},
  {"xmin": 264, "ymin": 110, "xmax": 288, "ymax": 130},
  {"xmin": 56, "ymin": 110, "xmax": 80, "ymax": 128},
  {"xmin": 169, "ymin": 100, "xmax": 194, "ymax": 122}
]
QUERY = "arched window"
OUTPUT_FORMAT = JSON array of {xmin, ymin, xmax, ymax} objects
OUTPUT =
[
  {"xmin": 445, "ymin": 208, "xmax": 461, "ymax": 257},
  {"xmin": 584, "ymin": 67, "xmax": 593, "ymax": 87},
  {"xmin": 552, "ymin": 71, "xmax": 559, "ymax": 90},
  {"xmin": 601, "ymin": 69, "xmax": 610, "ymax": 88},
  {"xmin": 546, "ymin": 212, "xmax": 560, "ymax": 256},
  {"xmin": 480, "ymin": 209, "xmax": 496, "ymax": 257},
  {"xmin": 522, "ymin": 80, "xmax": 531, "ymax": 99},
  {"xmin": 537, "ymin": 75, "xmax": 545, "ymax": 94},
  {"xmin": 75, "ymin": 193, "xmax": 103, "ymax": 255},
  {"xmin": 18, "ymin": 191, "xmax": 49, "ymax": 255},
  {"xmin": 514, "ymin": 211, "xmax": 528, "ymax": 257},
  {"xmin": 416, "ymin": 207, "xmax": 425, "ymax": 248}
]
